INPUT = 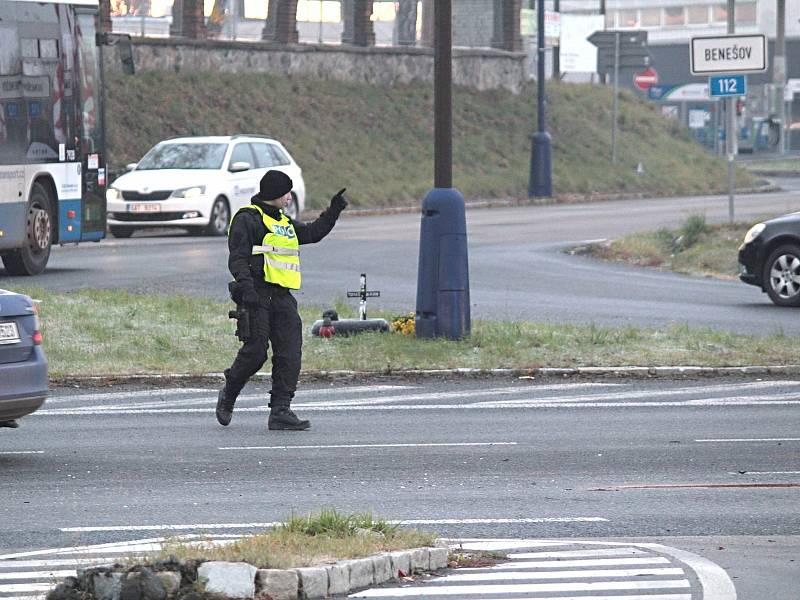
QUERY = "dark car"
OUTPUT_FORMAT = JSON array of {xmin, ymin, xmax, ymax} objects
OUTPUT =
[
  {"xmin": 738, "ymin": 212, "xmax": 800, "ymax": 306},
  {"xmin": 0, "ymin": 289, "xmax": 47, "ymax": 428}
]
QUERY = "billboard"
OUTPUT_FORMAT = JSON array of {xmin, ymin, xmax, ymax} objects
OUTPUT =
[{"xmin": 560, "ymin": 14, "xmax": 604, "ymax": 73}]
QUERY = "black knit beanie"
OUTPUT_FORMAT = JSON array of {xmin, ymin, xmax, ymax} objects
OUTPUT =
[{"xmin": 259, "ymin": 170, "xmax": 293, "ymax": 201}]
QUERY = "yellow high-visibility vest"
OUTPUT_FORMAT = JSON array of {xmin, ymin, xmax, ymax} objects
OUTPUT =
[{"xmin": 235, "ymin": 204, "xmax": 301, "ymax": 289}]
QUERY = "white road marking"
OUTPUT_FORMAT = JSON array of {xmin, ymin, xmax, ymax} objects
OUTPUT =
[
  {"xmin": 353, "ymin": 596, "xmax": 691, "ymax": 600},
  {"xmin": 59, "ymin": 523, "xmax": 281, "ymax": 533},
  {"xmin": 35, "ymin": 397, "xmax": 800, "ymax": 416},
  {"xmin": 0, "ymin": 570, "xmax": 76, "ymax": 580},
  {"xmin": 218, "ymin": 442, "xmax": 518, "ymax": 451},
  {"xmin": 350, "ymin": 580, "xmax": 691, "ymax": 596},
  {"xmin": 0, "ymin": 558, "xmax": 114, "ymax": 568},
  {"xmin": 435, "ymin": 567, "xmax": 685, "ymax": 582},
  {"xmin": 460, "ymin": 557, "xmax": 672, "ymax": 569},
  {"xmin": 49, "ymin": 385, "xmax": 414, "ymax": 405},
  {"xmin": 728, "ymin": 471, "xmax": 800, "ymax": 475},
  {"xmin": 697, "ymin": 438, "xmax": 800, "ymax": 443},
  {"xmin": 511, "ymin": 548, "xmax": 648, "ymax": 559},
  {"xmin": 0, "ymin": 584, "xmax": 52, "ymax": 594},
  {"xmin": 395, "ymin": 518, "xmax": 608, "ymax": 525},
  {"xmin": 60, "ymin": 516, "xmax": 607, "ymax": 533},
  {"xmin": 0, "ymin": 451, "xmax": 43, "ymax": 455},
  {"xmin": 45, "ymin": 388, "xmax": 215, "ymax": 404},
  {"xmin": 481, "ymin": 386, "xmax": 800, "ymax": 407},
  {"xmin": 0, "ymin": 535, "xmax": 238, "ymax": 560}
]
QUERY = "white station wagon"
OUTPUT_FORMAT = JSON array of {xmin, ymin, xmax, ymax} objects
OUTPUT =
[{"xmin": 106, "ymin": 135, "xmax": 306, "ymax": 237}]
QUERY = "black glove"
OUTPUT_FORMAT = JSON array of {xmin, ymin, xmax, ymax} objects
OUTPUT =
[
  {"xmin": 241, "ymin": 288, "xmax": 260, "ymax": 307},
  {"xmin": 330, "ymin": 188, "xmax": 348, "ymax": 214}
]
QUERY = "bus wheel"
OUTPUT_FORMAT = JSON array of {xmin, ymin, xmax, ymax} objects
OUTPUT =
[
  {"xmin": 1, "ymin": 182, "xmax": 53, "ymax": 276},
  {"xmin": 109, "ymin": 226, "xmax": 135, "ymax": 238}
]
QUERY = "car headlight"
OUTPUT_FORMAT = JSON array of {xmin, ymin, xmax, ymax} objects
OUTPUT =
[
  {"xmin": 106, "ymin": 188, "xmax": 121, "ymax": 202},
  {"xmin": 743, "ymin": 223, "xmax": 765, "ymax": 245},
  {"xmin": 171, "ymin": 186, "xmax": 206, "ymax": 199}
]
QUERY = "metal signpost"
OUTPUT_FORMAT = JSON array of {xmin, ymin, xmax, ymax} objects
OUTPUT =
[
  {"xmin": 589, "ymin": 30, "xmax": 651, "ymax": 163},
  {"xmin": 690, "ymin": 31, "xmax": 766, "ymax": 223}
]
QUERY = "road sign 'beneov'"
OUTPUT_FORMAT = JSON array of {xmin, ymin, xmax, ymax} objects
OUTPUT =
[{"xmin": 690, "ymin": 34, "xmax": 767, "ymax": 75}]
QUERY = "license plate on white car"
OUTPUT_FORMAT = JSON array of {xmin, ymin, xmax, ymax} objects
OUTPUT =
[
  {"xmin": 129, "ymin": 203, "xmax": 161, "ymax": 213},
  {"xmin": 0, "ymin": 322, "xmax": 20, "ymax": 345}
]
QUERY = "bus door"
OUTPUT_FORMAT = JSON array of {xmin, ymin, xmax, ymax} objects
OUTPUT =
[{"xmin": 74, "ymin": 9, "xmax": 105, "ymax": 241}]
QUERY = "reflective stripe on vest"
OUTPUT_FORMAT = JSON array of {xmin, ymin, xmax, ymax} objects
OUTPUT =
[
  {"xmin": 235, "ymin": 205, "xmax": 301, "ymax": 289},
  {"xmin": 251, "ymin": 244, "xmax": 300, "ymax": 257}
]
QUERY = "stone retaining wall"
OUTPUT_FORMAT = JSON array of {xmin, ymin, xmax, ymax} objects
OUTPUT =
[
  {"xmin": 46, "ymin": 547, "xmax": 449, "ymax": 600},
  {"xmin": 104, "ymin": 38, "xmax": 527, "ymax": 93}
]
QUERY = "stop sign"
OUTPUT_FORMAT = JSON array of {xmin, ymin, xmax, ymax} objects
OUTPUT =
[{"xmin": 633, "ymin": 68, "xmax": 659, "ymax": 91}]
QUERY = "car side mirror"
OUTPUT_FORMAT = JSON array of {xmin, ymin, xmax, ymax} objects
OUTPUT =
[
  {"xmin": 125, "ymin": 162, "xmax": 138, "ymax": 171},
  {"xmin": 229, "ymin": 161, "xmax": 251, "ymax": 173}
]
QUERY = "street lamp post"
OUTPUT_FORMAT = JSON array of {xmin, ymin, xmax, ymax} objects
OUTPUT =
[
  {"xmin": 415, "ymin": 0, "xmax": 471, "ymax": 340},
  {"xmin": 528, "ymin": 0, "xmax": 552, "ymax": 197}
]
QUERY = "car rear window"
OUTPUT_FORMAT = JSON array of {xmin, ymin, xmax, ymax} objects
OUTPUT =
[{"xmin": 137, "ymin": 143, "xmax": 228, "ymax": 170}]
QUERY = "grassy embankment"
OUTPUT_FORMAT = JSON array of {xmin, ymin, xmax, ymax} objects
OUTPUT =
[
  {"xmin": 30, "ymin": 286, "xmax": 796, "ymax": 378},
  {"xmin": 107, "ymin": 72, "xmax": 754, "ymax": 210},
  {"xmin": 576, "ymin": 215, "xmax": 750, "ymax": 280}
]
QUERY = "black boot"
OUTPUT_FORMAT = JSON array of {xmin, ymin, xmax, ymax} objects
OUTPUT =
[
  {"xmin": 216, "ymin": 381, "xmax": 237, "ymax": 426},
  {"xmin": 268, "ymin": 406, "xmax": 310, "ymax": 431}
]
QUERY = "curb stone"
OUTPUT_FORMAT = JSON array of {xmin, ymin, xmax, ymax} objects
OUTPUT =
[
  {"xmin": 314, "ymin": 183, "xmax": 779, "ymax": 218},
  {"xmin": 62, "ymin": 547, "xmax": 446, "ymax": 600},
  {"xmin": 51, "ymin": 364, "xmax": 800, "ymax": 388}
]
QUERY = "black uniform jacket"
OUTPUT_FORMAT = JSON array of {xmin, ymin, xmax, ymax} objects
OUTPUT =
[{"xmin": 228, "ymin": 194, "xmax": 342, "ymax": 293}]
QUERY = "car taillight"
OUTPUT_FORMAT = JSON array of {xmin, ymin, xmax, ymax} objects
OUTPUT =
[{"xmin": 31, "ymin": 301, "xmax": 42, "ymax": 345}]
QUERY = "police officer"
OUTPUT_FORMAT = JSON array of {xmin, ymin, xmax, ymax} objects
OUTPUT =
[{"xmin": 216, "ymin": 170, "xmax": 348, "ymax": 430}]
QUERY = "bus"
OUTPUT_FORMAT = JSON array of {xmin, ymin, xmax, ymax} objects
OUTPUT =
[{"xmin": 0, "ymin": 0, "xmax": 106, "ymax": 276}]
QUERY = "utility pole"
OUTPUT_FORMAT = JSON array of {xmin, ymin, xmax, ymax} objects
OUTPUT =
[
  {"xmin": 776, "ymin": 0, "xmax": 787, "ymax": 154},
  {"xmin": 552, "ymin": 0, "xmax": 560, "ymax": 78},
  {"xmin": 726, "ymin": 0, "xmax": 736, "ymax": 224},
  {"xmin": 611, "ymin": 31, "xmax": 620, "ymax": 163},
  {"xmin": 528, "ymin": 0, "xmax": 553, "ymax": 197}
]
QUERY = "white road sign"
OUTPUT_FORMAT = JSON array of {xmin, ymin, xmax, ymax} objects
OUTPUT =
[{"xmin": 691, "ymin": 34, "xmax": 767, "ymax": 75}]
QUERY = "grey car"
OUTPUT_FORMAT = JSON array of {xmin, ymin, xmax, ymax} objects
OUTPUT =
[{"xmin": 0, "ymin": 289, "xmax": 47, "ymax": 428}]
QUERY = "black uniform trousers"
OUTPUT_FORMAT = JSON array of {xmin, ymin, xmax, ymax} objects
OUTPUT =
[{"xmin": 224, "ymin": 286, "xmax": 302, "ymax": 408}]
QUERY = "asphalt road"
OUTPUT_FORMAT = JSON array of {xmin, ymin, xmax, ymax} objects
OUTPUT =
[
  {"xmin": 6, "ymin": 187, "xmax": 800, "ymax": 334},
  {"xmin": 1, "ymin": 377, "xmax": 798, "ymax": 598}
]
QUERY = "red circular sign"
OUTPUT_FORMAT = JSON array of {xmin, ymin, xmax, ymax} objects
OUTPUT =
[{"xmin": 633, "ymin": 68, "xmax": 659, "ymax": 91}]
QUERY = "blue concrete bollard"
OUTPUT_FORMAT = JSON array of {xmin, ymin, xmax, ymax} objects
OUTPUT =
[{"xmin": 415, "ymin": 188, "xmax": 471, "ymax": 339}]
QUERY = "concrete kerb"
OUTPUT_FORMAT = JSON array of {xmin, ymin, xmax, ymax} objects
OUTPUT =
[
  {"xmin": 306, "ymin": 182, "xmax": 780, "ymax": 219},
  {"xmin": 257, "ymin": 547, "xmax": 441, "ymax": 599},
  {"xmin": 65, "ymin": 547, "xmax": 447, "ymax": 600},
  {"xmin": 51, "ymin": 364, "xmax": 800, "ymax": 388}
]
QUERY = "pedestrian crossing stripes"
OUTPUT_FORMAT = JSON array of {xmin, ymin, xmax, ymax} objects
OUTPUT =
[
  {"xmin": 0, "ymin": 538, "xmax": 734, "ymax": 600},
  {"xmin": 350, "ymin": 540, "xmax": 718, "ymax": 599},
  {"xmin": 0, "ymin": 535, "xmax": 234, "ymax": 600},
  {"xmin": 35, "ymin": 379, "xmax": 800, "ymax": 417}
]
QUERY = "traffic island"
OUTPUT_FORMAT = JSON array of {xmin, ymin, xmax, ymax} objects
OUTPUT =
[
  {"xmin": 44, "ymin": 510, "xmax": 444, "ymax": 600},
  {"xmin": 45, "ymin": 548, "xmax": 450, "ymax": 600}
]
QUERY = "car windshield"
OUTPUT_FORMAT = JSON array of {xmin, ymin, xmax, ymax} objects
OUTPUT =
[{"xmin": 136, "ymin": 143, "xmax": 228, "ymax": 170}]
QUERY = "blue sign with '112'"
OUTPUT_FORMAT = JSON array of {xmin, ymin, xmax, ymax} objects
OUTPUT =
[{"xmin": 709, "ymin": 75, "xmax": 747, "ymax": 97}]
